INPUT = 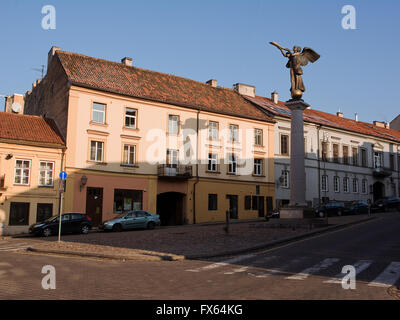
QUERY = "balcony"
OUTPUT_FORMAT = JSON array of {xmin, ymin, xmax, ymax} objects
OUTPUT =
[
  {"xmin": 373, "ymin": 166, "xmax": 392, "ymax": 178},
  {"xmin": 157, "ymin": 165, "xmax": 193, "ymax": 179}
]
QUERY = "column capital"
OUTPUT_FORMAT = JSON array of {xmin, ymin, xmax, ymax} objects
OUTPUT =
[{"xmin": 285, "ymin": 99, "xmax": 310, "ymax": 111}]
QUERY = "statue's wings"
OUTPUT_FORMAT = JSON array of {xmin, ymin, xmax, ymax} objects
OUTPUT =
[{"xmin": 298, "ymin": 48, "xmax": 320, "ymax": 66}]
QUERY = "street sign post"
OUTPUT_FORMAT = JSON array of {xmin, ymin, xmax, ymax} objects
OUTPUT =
[{"xmin": 58, "ymin": 171, "xmax": 67, "ymax": 242}]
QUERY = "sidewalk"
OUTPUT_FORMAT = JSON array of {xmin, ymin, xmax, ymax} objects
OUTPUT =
[{"xmin": 20, "ymin": 213, "xmax": 384, "ymax": 261}]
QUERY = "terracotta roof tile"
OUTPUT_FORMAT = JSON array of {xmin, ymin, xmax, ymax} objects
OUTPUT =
[
  {"xmin": 0, "ymin": 112, "xmax": 65, "ymax": 146},
  {"xmin": 55, "ymin": 51, "xmax": 273, "ymax": 123},
  {"xmin": 244, "ymin": 95, "xmax": 400, "ymax": 143}
]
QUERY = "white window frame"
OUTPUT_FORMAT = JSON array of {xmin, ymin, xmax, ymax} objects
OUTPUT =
[
  {"xmin": 125, "ymin": 108, "xmax": 137, "ymax": 129},
  {"xmin": 90, "ymin": 141, "xmax": 104, "ymax": 162},
  {"xmin": 228, "ymin": 153, "xmax": 237, "ymax": 174},
  {"xmin": 254, "ymin": 129, "xmax": 263, "ymax": 146},
  {"xmin": 14, "ymin": 159, "xmax": 31, "ymax": 185},
  {"xmin": 229, "ymin": 124, "xmax": 239, "ymax": 143},
  {"xmin": 208, "ymin": 153, "xmax": 218, "ymax": 172},
  {"xmin": 208, "ymin": 121, "xmax": 219, "ymax": 141},
  {"xmin": 168, "ymin": 115, "xmax": 179, "ymax": 135},
  {"xmin": 167, "ymin": 149, "xmax": 179, "ymax": 168},
  {"xmin": 281, "ymin": 170, "xmax": 290, "ymax": 189},
  {"xmin": 352, "ymin": 178, "xmax": 359, "ymax": 193},
  {"xmin": 321, "ymin": 175, "xmax": 328, "ymax": 192},
  {"xmin": 343, "ymin": 177, "xmax": 350, "ymax": 193},
  {"xmin": 123, "ymin": 145, "xmax": 136, "ymax": 166},
  {"xmin": 39, "ymin": 161, "xmax": 54, "ymax": 187},
  {"xmin": 334, "ymin": 176, "xmax": 340, "ymax": 193},
  {"xmin": 254, "ymin": 159, "xmax": 263, "ymax": 176},
  {"xmin": 361, "ymin": 179, "xmax": 368, "ymax": 194},
  {"xmin": 92, "ymin": 102, "xmax": 106, "ymax": 124}
]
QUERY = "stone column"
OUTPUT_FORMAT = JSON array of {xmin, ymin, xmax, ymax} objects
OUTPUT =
[{"xmin": 280, "ymin": 99, "xmax": 310, "ymax": 219}]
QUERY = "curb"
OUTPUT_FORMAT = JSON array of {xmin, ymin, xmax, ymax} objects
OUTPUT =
[
  {"xmin": 26, "ymin": 247, "xmax": 185, "ymax": 262},
  {"xmin": 185, "ymin": 216, "xmax": 377, "ymax": 260}
]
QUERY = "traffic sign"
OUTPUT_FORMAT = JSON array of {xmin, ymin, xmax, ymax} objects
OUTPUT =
[{"xmin": 59, "ymin": 171, "xmax": 68, "ymax": 180}]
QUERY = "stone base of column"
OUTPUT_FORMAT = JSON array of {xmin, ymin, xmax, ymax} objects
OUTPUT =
[{"xmin": 280, "ymin": 206, "xmax": 315, "ymax": 219}]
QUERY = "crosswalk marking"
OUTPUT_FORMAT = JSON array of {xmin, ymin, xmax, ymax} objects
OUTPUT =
[
  {"xmin": 368, "ymin": 262, "xmax": 400, "ymax": 288},
  {"xmin": 324, "ymin": 260, "xmax": 372, "ymax": 284},
  {"xmin": 286, "ymin": 258, "xmax": 340, "ymax": 280},
  {"xmin": 186, "ymin": 254, "xmax": 256, "ymax": 272},
  {"xmin": 0, "ymin": 242, "xmax": 29, "ymax": 252}
]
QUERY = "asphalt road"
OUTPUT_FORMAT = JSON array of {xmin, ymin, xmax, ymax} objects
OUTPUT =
[{"xmin": 0, "ymin": 212, "xmax": 399, "ymax": 300}]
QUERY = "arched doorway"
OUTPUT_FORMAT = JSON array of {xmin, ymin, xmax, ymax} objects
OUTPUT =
[
  {"xmin": 156, "ymin": 192, "xmax": 186, "ymax": 226},
  {"xmin": 373, "ymin": 182, "xmax": 385, "ymax": 202}
]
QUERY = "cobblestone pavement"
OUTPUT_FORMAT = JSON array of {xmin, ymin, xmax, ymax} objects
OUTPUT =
[{"xmin": 3, "ymin": 212, "xmax": 382, "ymax": 259}]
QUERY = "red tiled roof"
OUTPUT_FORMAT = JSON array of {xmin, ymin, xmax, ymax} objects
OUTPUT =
[
  {"xmin": 244, "ymin": 95, "xmax": 400, "ymax": 143},
  {"xmin": 55, "ymin": 51, "xmax": 274, "ymax": 123},
  {"xmin": 0, "ymin": 112, "xmax": 65, "ymax": 146}
]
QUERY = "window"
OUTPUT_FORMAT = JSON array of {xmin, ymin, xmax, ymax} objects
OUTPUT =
[
  {"xmin": 352, "ymin": 178, "xmax": 359, "ymax": 193},
  {"xmin": 362, "ymin": 179, "xmax": 368, "ymax": 194},
  {"xmin": 343, "ymin": 146, "xmax": 349, "ymax": 165},
  {"xmin": 281, "ymin": 170, "xmax": 289, "ymax": 188},
  {"xmin": 254, "ymin": 159, "xmax": 263, "ymax": 176},
  {"xmin": 123, "ymin": 145, "xmax": 136, "ymax": 165},
  {"xmin": 9, "ymin": 202, "xmax": 30, "ymax": 226},
  {"xmin": 37, "ymin": 203, "xmax": 53, "ymax": 222},
  {"xmin": 333, "ymin": 144, "xmax": 339, "ymax": 163},
  {"xmin": 321, "ymin": 175, "xmax": 328, "ymax": 192},
  {"xmin": 374, "ymin": 152, "xmax": 383, "ymax": 168},
  {"xmin": 125, "ymin": 108, "xmax": 137, "ymax": 128},
  {"xmin": 361, "ymin": 148, "xmax": 367, "ymax": 167},
  {"xmin": 208, "ymin": 194, "xmax": 217, "ymax": 211},
  {"xmin": 92, "ymin": 102, "xmax": 106, "ymax": 124},
  {"xmin": 228, "ymin": 154, "xmax": 237, "ymax": 174},
  {"xmin": 90, "ymin": 141, "xmax": 104, "ymax": 162},
  {"xmin": 334, "ymin": 176, "xmax": 340, "ymax": 193},
  {"xmin": 321, "ymin": 142, "xmax": 328, "ymax": 162},
  {"xmin": 39, "ymin": 161, "xmax": 54, "ymax": 186},
  {"xmin": 113, "ymin": 189, "xmax": 143, "ymax": 213},
  {"xmin": 208, "ymin": 121, "xmax": 219, "ymax": 141},
  {"xmin": 281, "ymin": 135, "xmax": 289, "ymax": 155},
  {"xmin": 208, "ymin": 153, "xmax": 218, "ymax": 172},
  {"xmin": 390, "ymin": 154, "xmax": 395, "ymax": 170},
  {"xmin": 167, "ymin": 149, "xmax": 179, "ymax": 168},
  {"xmin": 352, "ymin": 147, "xmax": 358, "ymax": 166},
  {"xmin": 244, "ymin": 196, "xmax": 252, "ymax": 210},
  {"xmin": 229, "ymin": 124, "xmax": 239, "ymax": 143},
  {"xmin": 343, "ymin": 177, "xmax": 350, "ymax": 193},
  {"xmin": 14, "ymin": 159, "xmax": 31, "ymax": 185},
  {"xmin": 254, "ymin": 129, "xmax": 263, "ymax": 146},
  {"xmin": 168, "ymin": 115, "xmax": 179, "ymax": 134}
]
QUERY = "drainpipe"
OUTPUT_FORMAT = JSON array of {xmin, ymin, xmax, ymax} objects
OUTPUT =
[
  {"xmin": 317, "ymin": 125, "xmax": 321, "ymax": 206},
  {"xmin": 192, "ymin": 108, "xmax": 201, "ymax": 224}
]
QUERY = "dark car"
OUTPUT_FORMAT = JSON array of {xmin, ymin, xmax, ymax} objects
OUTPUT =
[
  {"xmin": 315, "ymin": 201, "xmax": 346, "ymax": 218},
  {"xmin": 371, "ymin": 198, "xmax": 387, "ymax": 213},
  {"xmin": 345, "ymin": 200, "xmax": 369, "ymax": 215},
  {"xmin": 371, "ymin": 197, "xmax": 400, "ymax": 212},
  {"xmin": 29, "ymin": 213, "xmax": 92, "ymax": 237}
]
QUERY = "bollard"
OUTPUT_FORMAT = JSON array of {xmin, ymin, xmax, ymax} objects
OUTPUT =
[{"xmin": 224, "ymin": 210, "xmax": 230, "ymax": 234}]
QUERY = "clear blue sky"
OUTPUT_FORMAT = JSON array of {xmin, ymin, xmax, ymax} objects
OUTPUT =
[{"xmin": 0, "ymin": 0, "xmax": 399, "ymax": 124}]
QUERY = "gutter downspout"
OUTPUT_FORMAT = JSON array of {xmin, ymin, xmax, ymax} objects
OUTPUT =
[
  {"xmin": 192, "ymin": 108, "xmax": 201, "ymax": 224},
  {"xmin": 317, "ymin": 125, "xmax": 321, "ymax": 207}
]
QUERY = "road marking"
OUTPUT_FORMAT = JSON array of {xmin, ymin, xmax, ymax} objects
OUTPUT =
[
  {"xmin": 186, "ymin": 254, "xmax": 256, "ymax": 272},
  {"xmin": 324, "ymin": 260, "xmax": 372, "ymax": 284},
  {"xmin": 368, "ymin": 262, "xmax": 400, "ymax": 288},
  {"xmin": 286, "ymin": 258, "xmax": 340, "ymax": 280},
  {"xmin": 224, "ymin": 266, "xmax": 249, "ymax": 275},
  {"xmin": 0, "ymin": 243, "xmax": 29, "ymax": 252}
]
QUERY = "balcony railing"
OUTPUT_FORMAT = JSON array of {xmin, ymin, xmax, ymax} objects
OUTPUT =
[
  {"xmin": 157, "ymin": 165, "xmax": 193, "ymax": 179},
  {"xmin": 373, "ymin": 166, "xmax": 392, "ymax": 178}
]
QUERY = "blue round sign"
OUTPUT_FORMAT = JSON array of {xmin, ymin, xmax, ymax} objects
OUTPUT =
[{"xmin": 59, "ymin": 171, "xmax": 68, "ymax": 180}]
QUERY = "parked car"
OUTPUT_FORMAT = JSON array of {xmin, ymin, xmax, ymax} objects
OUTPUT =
[
  {"xmin": 371, "ymin": 198, "xmax": 387, "ymax": 213},
  {"xmin": 29, "ymin": 213, "xmax": 92, "ymax": 237},
  {"xmin": 345, "ymin": 200, "xmax": 369, "ymax": 215},
  {"xmin": 99, "ymin": 210, "xmax": 161, "ymax": 232},
  {"xmin": 266, "ymin": 209, "xmax": 280, "ymax": 219},
  {"xmin": 315, "ymin": 201, "xmax": 346, "ymax": 218},
  {"xmin": 372, "ymin": 197, "xmax": 400, "ymax": 212}
]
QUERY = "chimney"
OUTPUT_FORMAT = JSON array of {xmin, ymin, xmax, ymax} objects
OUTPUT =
[
  {"xmin": 5, "ymin": 94, "xmax": 24, "ymax": 114},
  {"xmin": 47, "ymin": 46, "xmax": 60, "ymax": 72},
  {"xmin": 206, "ymin": 79, "xmax": 217, "ymax": 87},
  {"xmin": 373, "ymin": 121, "xmax": 389, "ymax": 128},
  {"xmin": 271, "ymin": 91, "xmax": 278, "ymax": 104},
  {"xmin": 121, "ymin": 57, "xmax": 133, "ymax": 67},
  {"xmin": 233, "ymin": 83, "xmax": 255, "ymax": 97},
  {"xmin": 337, "ymin": 111, "xmax": 343, "ymax": 118},
  {"xmin": 355, "ymin": 113, "xmax": 358, "ymax": 122}
]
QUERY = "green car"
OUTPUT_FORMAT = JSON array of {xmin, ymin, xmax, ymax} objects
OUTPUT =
[{"xmin": 99, "ymin": 210, "xmax": 160, "ymax": 232}]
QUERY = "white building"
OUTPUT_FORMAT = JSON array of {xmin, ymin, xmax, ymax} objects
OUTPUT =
[{"xmin": 240, "ymin": 89, "xmax": 400, "ymax": 209}]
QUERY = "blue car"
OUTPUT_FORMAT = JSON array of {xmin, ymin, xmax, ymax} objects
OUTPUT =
[{"xmin": 99, "ymin": 210, "xmax": 160, "ymax": 232}]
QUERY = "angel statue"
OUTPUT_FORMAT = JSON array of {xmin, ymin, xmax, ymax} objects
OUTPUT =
[{"xmin": 270, "ymin": 41, "xmax": 320, "ymax": 100}]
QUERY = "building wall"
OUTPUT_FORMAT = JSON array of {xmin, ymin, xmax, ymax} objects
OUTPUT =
[
  {"xmin": 274, "ymin": 116, "xmax": 400, "ymax": 208},
  {"xmin": 0, "ymin": 142, "xmax": 64, "ymax": 235},
  {"xmin": 390, "ymin": 115, "xmax": 400, "ymax": 131}
]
